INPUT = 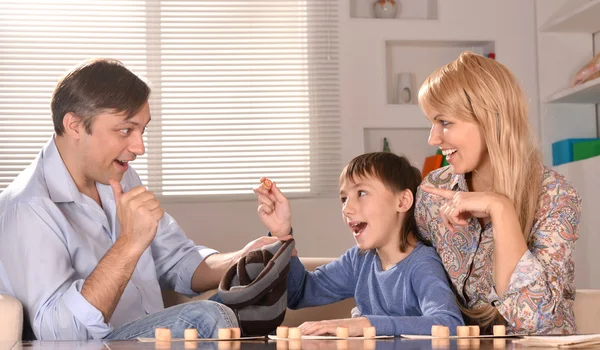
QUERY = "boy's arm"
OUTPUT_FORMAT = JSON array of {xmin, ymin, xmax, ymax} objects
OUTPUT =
[
  {"xmin": 287, "ymin": 249, "xmax": 357, "ymax": 309},
  {"xmin": 364, "ymin": 256, "xmax": 464, "ymax": 336}
]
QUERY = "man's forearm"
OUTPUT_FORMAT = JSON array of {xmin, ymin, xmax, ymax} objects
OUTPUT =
[
  {"xmin": 81, "ymin": 238, "xmax": 144, "ymax": 322},
  {"xmin": 191, "ymin": 252, "xmax": 241, "ymax": 293}
]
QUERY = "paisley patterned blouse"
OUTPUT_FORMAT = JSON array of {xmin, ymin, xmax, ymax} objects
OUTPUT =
[{"xmin": 415, "ymin": 166, "xmax": 582, "ymax": 334}]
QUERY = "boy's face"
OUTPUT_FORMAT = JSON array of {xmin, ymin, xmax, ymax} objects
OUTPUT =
[
  {"xmin": 76, "ymin": 102, "xmax": 150, "ymax": 186},
  {"xmin": 339, "ymin": 174, "xmax": 404, "ymax": 252}
]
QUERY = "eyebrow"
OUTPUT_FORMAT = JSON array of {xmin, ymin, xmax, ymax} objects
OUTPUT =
[
  {"xmin": 339, "ymin": 181, "xmax": 370, "ymax": 195},
  {"xmin": 118, "ymin": 116, "xmax": 151, "ymax": 127},
  {"xmin": 433, "ymin": 114, "xmax": 444, "ymax": 121}
]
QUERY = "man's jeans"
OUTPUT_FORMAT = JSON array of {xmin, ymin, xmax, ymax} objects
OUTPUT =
[{"xmin": 104, "ymin": 300, "xmax": 238, "ymax": 340}]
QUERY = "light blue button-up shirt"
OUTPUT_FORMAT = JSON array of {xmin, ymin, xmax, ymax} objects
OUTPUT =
[{"xmin": 0, "ymin": 137, "xmax": 217, "ymax": 340}]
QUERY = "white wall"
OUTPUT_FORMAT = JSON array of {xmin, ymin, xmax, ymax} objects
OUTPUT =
[{"xmin": 164, "ymin": 0, "xmax": 540, "ymax": 257}]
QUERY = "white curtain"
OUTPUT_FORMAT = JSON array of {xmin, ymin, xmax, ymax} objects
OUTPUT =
[{"xmin": 0, "ymin": 0, "xmax": 340, "ymax": 197}]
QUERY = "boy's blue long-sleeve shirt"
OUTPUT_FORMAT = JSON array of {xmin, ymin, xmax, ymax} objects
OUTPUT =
[{"xmin": 286, "ymin": 243, "xmax": 464, "ymax": 336}]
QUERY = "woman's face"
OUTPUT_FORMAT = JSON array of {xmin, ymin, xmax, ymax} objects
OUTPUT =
[{"xmin": 425, "ymin": 110, "xmax": 490, "ymax": 176}]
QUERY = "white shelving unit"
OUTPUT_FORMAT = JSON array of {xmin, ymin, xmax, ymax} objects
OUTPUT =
[
  {"xmin": 537, "ymin": 0, "xmax": 600, "ymax": 289},
  {"xmin": 547, "ymin": 77, "xmax": 600, "ymax": 104},
  {"xmin": 539, "ymin": 0, "xmax": 600, "ymax": 33},
  {"xmin": 350, "ymin": 0, "xmax": 438, "ymax": 20}
]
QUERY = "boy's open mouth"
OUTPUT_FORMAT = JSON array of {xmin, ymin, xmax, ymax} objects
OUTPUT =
[{"xmin": 350, "ymin": 222, "xmax": 367, "ymax": 236}]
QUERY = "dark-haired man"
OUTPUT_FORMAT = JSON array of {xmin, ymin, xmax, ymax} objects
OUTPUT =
[{"xmin": 0, "ymin": 59, "xmax": 280, "ymax": 340}]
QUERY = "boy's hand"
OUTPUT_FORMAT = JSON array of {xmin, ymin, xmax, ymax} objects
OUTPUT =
[
  {"xmin": 253, "ymin": 177, "xmax": 292, "ymax": 237},
  {"xmin": 298, "ymin": 317, "xmax": 372, "ymax": 336}
]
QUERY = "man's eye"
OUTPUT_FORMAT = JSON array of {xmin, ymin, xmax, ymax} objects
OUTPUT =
[{"xmin": 120, "ymin": 129, "xmax": 131, "ymax": 135}]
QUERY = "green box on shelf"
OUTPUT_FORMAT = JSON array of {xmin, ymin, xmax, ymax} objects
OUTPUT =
[{"xmin": 573, "ymin": 139, "xmax": 600, "ymax": 162}]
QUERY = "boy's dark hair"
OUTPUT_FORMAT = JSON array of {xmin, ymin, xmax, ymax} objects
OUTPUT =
[
  {"xmin": 51, "ymin": 58, "xmax": 151, "ymax": 136},
  {"xmin": 339, "ymin": 152, "xmax": 429, "ymax": 252}
]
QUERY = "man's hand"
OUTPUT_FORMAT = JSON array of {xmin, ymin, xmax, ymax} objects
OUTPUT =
[
  {"xmin": 110, "ymin": 179, "xmax": 164, "ymax": 253},
  {"xmin": 253, "ymin": 177, "xmax": 292, "ymax": 237}
]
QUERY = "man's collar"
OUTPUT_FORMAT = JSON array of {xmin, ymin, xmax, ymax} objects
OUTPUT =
[{"xmin": 42, "ymin": 136, "xmax": 83, "ymax": 204}]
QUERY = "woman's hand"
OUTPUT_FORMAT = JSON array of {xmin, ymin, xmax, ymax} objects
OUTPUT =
[
  {"xmin": 253, "ymin": 177, "xmax": 292, "ymax": 237},
  {"xmin": 420, "ymin": 185, "xmax": 511, "ymax": 232},
  {"xmin": 298, "ymin": 317, "xmax": 372, "ymax": 336}
]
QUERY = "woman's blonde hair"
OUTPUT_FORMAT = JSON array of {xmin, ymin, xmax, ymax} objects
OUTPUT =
[{"xmin": 418, "ymin": 51, "xmax": 543, "ymax": 329}]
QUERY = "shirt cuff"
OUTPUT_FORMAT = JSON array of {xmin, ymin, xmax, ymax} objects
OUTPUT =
[
  {"xmin": 489, "ymin": 249, "xmax": 543, "ymax": 305},
  {"xmin": 174, "ymin": 246, "xmax": 219, "ymax": 297},
  {"xmin": 62, "ymin": 279, "xmax": 113, "ymax": 339}
]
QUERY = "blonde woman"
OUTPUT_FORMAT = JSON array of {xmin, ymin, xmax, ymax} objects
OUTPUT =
[{"xmin": 415, "ymin": 51, "xmax": 581, "ymax": 335}]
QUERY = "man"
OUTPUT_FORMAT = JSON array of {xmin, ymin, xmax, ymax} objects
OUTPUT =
[{"xmin": 0, "ymin": 59, "xmax": 281, "ymax": 340}]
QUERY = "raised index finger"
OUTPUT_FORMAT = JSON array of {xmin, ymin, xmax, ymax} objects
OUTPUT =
[{"xmin": 420, "ymin": 185, "xmax": 456, "ymax": 200}]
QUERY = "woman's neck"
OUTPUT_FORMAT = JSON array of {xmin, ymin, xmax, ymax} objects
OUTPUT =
[{"xmin": 466, "ymin": 168, "xmax": 493, "ymax": 193}]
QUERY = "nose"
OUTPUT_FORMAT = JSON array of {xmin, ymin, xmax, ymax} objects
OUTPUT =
[
  {"xmin": 428, "ymin": 124, "xmax": 442, "ymax": 147},
  {"xmin": 130, "ymin": 133, "xmax": 146, "ymax": 156},
  {"xmin": 342, "ymin": 198, "xmax": 355, "ymax": 217}
]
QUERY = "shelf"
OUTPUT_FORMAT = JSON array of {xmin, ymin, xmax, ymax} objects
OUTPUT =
[
  {"xmin": 364, "ymin": 127, "xmax": 437, "ymax": 171},
  {"xmin": 350, "ymin": 0, "xmax": 437, "ymax": 20},
  {"xmin": 546, "ymin": 77, "xmax": 600, "ymax": 104},
  {"xmin": 540, "ymin": 0, "xmax": 600, "ymax": 33},
  {"xmin": 363, "ymin": 104, "xmax": 432, "ymax": 129},
  {"xmin": 385, "ymin": 40, "xmax": 495, "ymax": 105}
]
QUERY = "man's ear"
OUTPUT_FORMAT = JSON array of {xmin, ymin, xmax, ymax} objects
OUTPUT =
[
  {"xmin": 62, "ymin": 112, "xmax": 84, "ymax": 139},
  {"xmin": 397, "ymin": 189, "xmax": 414, "ymax": 213}
]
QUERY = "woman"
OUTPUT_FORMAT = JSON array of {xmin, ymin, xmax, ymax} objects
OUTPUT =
[{"xmin": 415, "ymin": 51, "xmax": 581, "ymax": 335}]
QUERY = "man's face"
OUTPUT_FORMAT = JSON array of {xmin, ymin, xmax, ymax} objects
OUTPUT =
[{"xmin": 78, "ymin": 102, "xmax": 150, "ymax": 185}]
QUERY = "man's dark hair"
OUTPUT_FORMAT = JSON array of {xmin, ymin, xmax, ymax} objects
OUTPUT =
[{"xmin": 51, "ymin": 58, "xmax": 150, "ymax": 135}]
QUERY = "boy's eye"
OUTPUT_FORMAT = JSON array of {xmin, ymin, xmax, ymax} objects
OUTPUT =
[
  {"xmin": 120, "ymin": 128, "xmax": 131, "ymax": 135},
  {"xmin": 358, "ymin": 190, "xmax": 366, "ymax": 197},
  {"xmin": 440, "ymin": 120, "xmax": 451, "ymax": 126},
  {"xmin": 340, "ymin": 197, "xmax": 347, "ymax": 204}
]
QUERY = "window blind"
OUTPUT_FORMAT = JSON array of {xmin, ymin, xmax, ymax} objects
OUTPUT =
[{"xmin": 0, "ymin": 0, "xmax": 340, "ymax": 197}]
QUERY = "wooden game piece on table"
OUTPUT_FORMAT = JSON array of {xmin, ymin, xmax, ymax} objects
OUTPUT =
[
  {"xmin": 276, "ymin": 341, "xmax": 289, "ymax": 350},
  {"xmin": 493, "ymin": 338, "xmax": 506, "ymax": 349},
  {"xmin": 184, "ymin": 341, "xmax": 198, "ymax": 350},
  {"xmin": 432, "ymin": 339, "xmax": 450, "ymax": 349},
  {"xmin": 229, "ymin": 328, "xmax": 241, "ymax": 339},
  {"xmin": 457, "ymin": 338, "xmax": 470, "ymax": 349},
  {"xmin": 336, "ymin": 339, "xmax": 349, "ymax": 350},
  {"xmin": 155, "ymin": 341, "xmax": 171, "ymax": 350},
  {"xmin": 363, "ymin": 326, "xmax": 376, "ymax": 338},
  {"xmin": 289, "ymin": 340, "xmax": 302, "ymax": 350},
  {"xmin": 218, "ymin": 342, "xmax": 232, "ymax": 350},
  {"xmin": 437, "ymin": 326, "xmax": 450, "ymax": 338},
  {"xmin": 184, "ymin": 329, "xmax": 198, "ymax": 341},
  {"xmin": 456, "ymin": 326, "xmax": 470, "ymax": 337},
  {"xmin": 155, "ymin": 328, "xmax": 172, "ymax": 341},
  {"xmin": 363, "ymin": 339, "xmax": 376, "ymax": 350},
  {"xmin": 469, "ymin": 325, "xmax": 480, "ymax": 337},
  {"xmin": 493, "ymin": 325, "xmax": 506, "ymax": 336},
  {"xmin": 336, "ymin": 327, "xmax": 349, "ymax": 338},
  {"xmin": 277, "ymin": 326, "xmax": 289, "ymax": 339},
  {"xmin": 288, "ymin": 327, "xmax": 302, "ymax": 339},
  {"xmin": 431, "ymin": 325, "xmax": 441, "ymax": 337},
  {"xmin": 470, "ymin": 338, "xmax": 481, "ymax": 348},
  {"xmin": 218, "ymin": 328, "xmax": 232, "ymax": 339}
]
